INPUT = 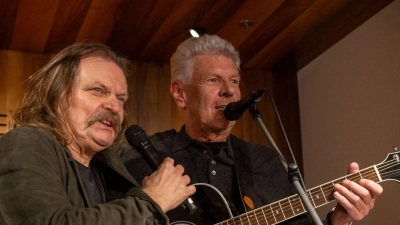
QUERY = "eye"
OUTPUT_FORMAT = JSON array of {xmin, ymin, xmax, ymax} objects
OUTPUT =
[
  {"xmin": 117, "ymin": 97, "xmax": 126, "ymax": 104},
  {"xmin": 231, "ymin": 79, "xmax": 239, "ymax": 84},
  {"xmin": 92, "ymin": 87, "xmax": 104, "ymax": 93},
  {"xmin": 207, "ymin": 78, "xmax": 219, "ymax": 84}
]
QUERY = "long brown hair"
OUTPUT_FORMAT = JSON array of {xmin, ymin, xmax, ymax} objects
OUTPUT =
[{"xmin": 12, "ymin": 42, "xmax": 130, "ymax": 147}]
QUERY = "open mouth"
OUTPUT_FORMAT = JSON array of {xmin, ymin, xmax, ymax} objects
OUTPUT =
[
  {"xmin": 88, "ymin": 110, "xmax": 121, "ymax": 133},
  {"xmin": 100, "ymin": 119, "xmax": 114, "ymax": 128},
  {"xmin": 215, "ymin": 105, "xmax": 227, "ymax": 111}
]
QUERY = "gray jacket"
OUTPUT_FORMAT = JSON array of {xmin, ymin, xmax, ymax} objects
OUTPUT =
[{"xmin": 0, "ymin": 126, "xmax": 168, "ymax": 225}]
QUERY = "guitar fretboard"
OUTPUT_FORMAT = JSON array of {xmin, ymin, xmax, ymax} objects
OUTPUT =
[{"xmin": 215, "ymin": 166, "xmax": 380, "ymax": 225}]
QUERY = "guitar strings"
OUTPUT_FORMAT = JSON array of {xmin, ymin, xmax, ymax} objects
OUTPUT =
[
  {"xmin": 223, "ymin": 165, "xmax": 384, "ymax": 225},
  {"xmin": 216, "ymin": 158, "xmax": 400, "ymax": 225}
]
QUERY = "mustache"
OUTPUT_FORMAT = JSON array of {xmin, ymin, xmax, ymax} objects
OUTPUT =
[{"xmin": 87, "ymin": 110, "xmax": 122, "ymax": 134}]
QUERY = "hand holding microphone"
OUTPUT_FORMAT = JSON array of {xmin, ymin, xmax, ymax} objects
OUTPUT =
[
  {"xmin": 125, "ymin": 125, "xmax": 197, "ymax": 214},
  {"xmin": 141, "ymin": 157, "xmax": 195, "ymax": 213}
]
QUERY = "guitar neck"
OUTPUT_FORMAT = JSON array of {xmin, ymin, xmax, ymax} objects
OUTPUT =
[{"xmin": 216, "ymin": 165, "xmax": 381, "ymax": 225}]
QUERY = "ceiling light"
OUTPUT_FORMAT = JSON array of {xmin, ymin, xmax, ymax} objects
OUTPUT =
[
  {"xmin": 189, "ymin": 29, "xmax": 200, "ymax": 37},
  {"xmin": 187, "ymin": 27, "xmax": 207, "ymax": 38}
]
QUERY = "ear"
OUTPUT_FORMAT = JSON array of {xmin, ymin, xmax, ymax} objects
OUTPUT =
[{"xmin": 170, "ymin": 81, "xmax": 187, "ymax": 108}]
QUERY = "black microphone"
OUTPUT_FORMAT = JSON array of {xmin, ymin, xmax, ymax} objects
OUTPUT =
[
  {"xmin": 224, "ymin": 88, "xmax": 266, "ymax": 121},
  {"xmin": 124, "ymin": 125, "xmax": 197, "ymax": 214},
  {"xmin": 125, "ymin": 125, "xmax": 163, "ymax": 171}
]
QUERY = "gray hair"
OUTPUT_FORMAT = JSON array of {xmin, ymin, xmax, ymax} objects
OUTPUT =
[{"xmin": 170, "ymin": 34, "xmax": 240, "ymax": 84}]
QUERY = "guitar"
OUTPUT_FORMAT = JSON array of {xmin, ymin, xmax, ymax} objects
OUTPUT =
[{"xmin": 169, "ymin": 151, "xmax": 400, "ymax": 225}]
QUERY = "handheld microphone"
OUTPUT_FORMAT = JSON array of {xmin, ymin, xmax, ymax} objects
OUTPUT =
[
  {"xmin": 125, "ymin": 125, "xmax": 162, "ymax": 171},
  {"xmin": 124, "ymin": 125, "xmax": 197, "ymax": 214},
  {"xmin": 224, "ymin": 88, "xmax": 266, "ymax": 121}
]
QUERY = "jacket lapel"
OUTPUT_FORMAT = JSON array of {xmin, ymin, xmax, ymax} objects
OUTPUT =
[{"xmin": 228, "ymin": 135, "xmax": 257, "ymax": 212}]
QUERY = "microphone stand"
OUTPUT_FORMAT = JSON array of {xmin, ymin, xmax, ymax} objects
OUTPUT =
[{"xmin": 249, "ymin": 105, "xmax": 322, "ymax": 225}]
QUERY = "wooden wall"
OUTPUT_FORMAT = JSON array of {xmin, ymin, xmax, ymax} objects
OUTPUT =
[
  {"xmin": 0, "ymin": 50, "xmax": 52, "ymax": 135},
  {"xmin": 0, "ymin": 49, "xmax": 302, "ymax": 170}
]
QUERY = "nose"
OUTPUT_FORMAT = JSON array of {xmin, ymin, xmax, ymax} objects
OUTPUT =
[
  {"xmin": 102, "ymin": 97, "xmax": 123, "ymax": 115},
  {"xmin": 220, "ymin": 80, "xmax": 235, "ymax": 98}
]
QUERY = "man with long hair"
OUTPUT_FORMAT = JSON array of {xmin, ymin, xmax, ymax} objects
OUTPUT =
[{"xmin": 0, "ymin": 42, "xmax": 195, "ymax": 224}]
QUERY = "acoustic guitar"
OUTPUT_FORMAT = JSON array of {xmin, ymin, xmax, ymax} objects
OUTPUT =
[{"xmin": 169, "ymin": 151, "xmax": 400, "ymax": 225}]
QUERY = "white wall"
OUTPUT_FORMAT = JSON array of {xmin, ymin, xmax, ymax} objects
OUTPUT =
[{"xmin": 298, "ymin": 0, "xmax": 400, "ymax": 224}]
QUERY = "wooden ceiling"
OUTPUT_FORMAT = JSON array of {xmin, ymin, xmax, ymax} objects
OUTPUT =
[{"xmin": 0, "ymin": 0, "xmax": 394, "ymax": 70}]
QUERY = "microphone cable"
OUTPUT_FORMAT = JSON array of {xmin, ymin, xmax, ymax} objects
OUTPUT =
[{"xmin": 250, "ymin": 88, "xmax": 307, "ymax": 190}]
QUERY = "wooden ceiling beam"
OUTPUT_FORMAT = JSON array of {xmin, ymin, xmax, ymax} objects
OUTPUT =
[
  {"xmin": 216, "ymin": 0, "xmax": 284, "ymax": 50},
  {"xmin": 44, "ymin": 0, "xmax": 92, "ymax": 52},
  {"xmin": 238, "ymin": 0, "xmax": 315, "ymax": 68},
  {"xmin": 0, "ymin": 0, "xmax": 20, "ymax": 49},
  {"xmin": 0, "ymin": 0, "xmax": 394, "ymax": 71},
  {"xmin": 246, "ymin": 0, "xmax": 351, "ymax": 69},
  {"xmin": 137, "ymin": 0, "xmax": 234, "ymax": 61},
  {"xmin": 76, "ymin": 0, "xmax": 125, "ymax": 44},
  {"xmin": 107, "ymin": 0, "xmax": 177, "ymax": 60},
  {"xmin": 154, "ymin": 0, "xmax": 246, "ymax": 62},
  {"xmin": 10, "ymin": 0, "xmax": 60, "ymax": 52}
]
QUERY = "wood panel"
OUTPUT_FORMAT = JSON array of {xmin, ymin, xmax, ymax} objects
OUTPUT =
[
  {"xmin": 0, "ymin": 50, "xmax": 52, "ymax": 131},
  {"xmin": 44, "ymin": 0, "xmax": 92, "ymax": 52},
  {"xmin": 0, "ymin": 0, "xmax": 394, "ymax": 71},
  {"xmin": 231, "ymin": 69, "xmax": 276, "ymax": 147},
  {"xmin": 217, "ymin": 0, "xmax": 284, "ymax": 48},
  {"xmin": 124, "ymin": 61, "xmax": 184, "ymax": 135},
  {"xmin": 238, "ymin": 0, "xmax": 315, "ymax": 68},
  {"xmin": 246, "ymin": 0, "xmax": 351, "ymax": 68},
  {"xmin": 76, "ymin": 0, "xmax": 126, "ymax": 43},
  {"xmin": 0, "ymin": 52, "xmax": 8, "ymax": 115},
  {"xmin": 0, "ymin": 0, "xmax": 19, "ymax": 49},
  {"xmin": 138, "ymin": 0, "xmax": 241, "ymax": 61},
  {"xmin": 271, "ymin": 51, "xmax": 303, "ymax": 170},
  {"xmin": 0, "ymin": 0, "xmax": 393, "ymax": 72},
  {"xmin": 149, "ymin": 0, "xmax": 246, "ymax": 62},
  {"xmin": 107, "ymin": 0, "xmax": 177, "ymax": 59},
  {"xmin": 10, "ymin": 0, "xmax": 60, "ymax": 51},
  {"xmin": 0, "ymin": 115, "xmax": 7, "ymax": 135}
]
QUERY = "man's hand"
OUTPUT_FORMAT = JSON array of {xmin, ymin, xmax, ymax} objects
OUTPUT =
[
  {"xmin": 330, "ymin": 162, "xmax": 383, "ymax": 225},
  {"xmin": 142, "ymin": 157, "xmax": 196, "ymax": 212}
]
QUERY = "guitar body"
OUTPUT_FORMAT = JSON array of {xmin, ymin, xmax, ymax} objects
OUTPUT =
[{"xmin": 169, "ymin": 183, "xmax": 233, "ymax": 225}]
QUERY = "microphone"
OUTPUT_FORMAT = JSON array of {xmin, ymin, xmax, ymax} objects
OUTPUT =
[
  {"xmin": 124, "ymin": 125, "xmax": 197, "ymax": 214},
  {"xmin": 224, "ymin": 88, "xmax": 266, "ymax": 121},
  {"xmin": 125, "ymin": 125, "xmax": 162, "ymax": 171}
]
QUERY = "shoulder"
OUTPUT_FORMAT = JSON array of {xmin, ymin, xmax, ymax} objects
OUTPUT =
[
  {"xmin": 117, "ymin": 129, "xmax": 178, "ymax": 158},
  {"xmin": 2, "ymin": 125, "xmax": 50, "ymax": 136},
  {"xmin": 0, "ymin": 126, "xmax": 58, "ymax": 146},
  {"xmin": 0, "ymin": 126, "xmax": 69, "ymax": 179},
  {"xmin": 119, "ymin": 128, "xmax": 177, "ymax": 161},
  {"xmin": 0, "ymin": 126, "xmax": 64, "ymax": 158},
  {"xmin": 229, "ymin": 134, "xmax": 271, "ymax": 153},
  {"xmin": 229, "ymin": 134, "xmax": 283, "ymax": 166},
  {"xmin": 150, "ymin": 129, "xmax": 178, "ymax": 151},
  {"xmin": 150, "ymin": 129, "xmax": 177, "ymax": 143}
]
